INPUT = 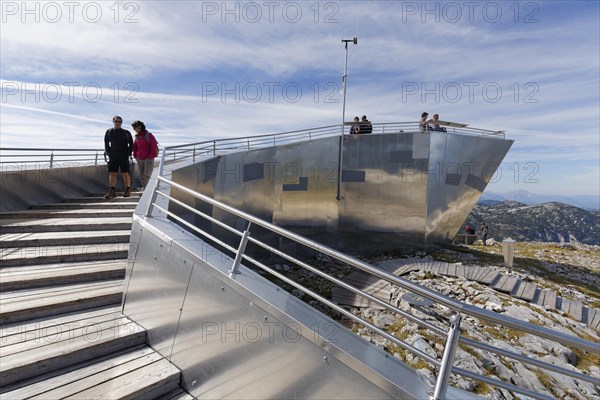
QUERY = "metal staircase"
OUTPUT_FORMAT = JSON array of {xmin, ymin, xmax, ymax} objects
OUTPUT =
[{"xmin": 0, "ymin": 193, "xmax": 191, "ymax": 399}]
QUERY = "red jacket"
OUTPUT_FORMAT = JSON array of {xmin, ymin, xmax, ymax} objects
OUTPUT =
[{"xmin": 133, "ymin": 131, "xmax": 158, "ymax": 160}]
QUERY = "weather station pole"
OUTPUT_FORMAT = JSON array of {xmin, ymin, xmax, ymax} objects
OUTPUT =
[{"xmin": 337, "ymin": 37, "xmax": 358, "ymax": 201}]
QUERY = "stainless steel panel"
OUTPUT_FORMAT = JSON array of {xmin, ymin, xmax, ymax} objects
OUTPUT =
[
  {"xmin": 425, "ymin": 133, "xmax": 513, "ymax": 243},
  {"xmin": 122, "ymin": 222, "xmax": 195, "ymax": 356},
  {"xmin": 342, "ymin": 135, "xmax": 396, "ymax": 231},
  {"xmin": 167, "ymin": 132, "xmax": 512, "ymax": 253},
  {"xmin": 123, "ymin": 217, "xmax": 438, "ymax": 400},
  {"xmin": 240, "ymin": 147, "xmax": 277, "ymax": 221},
  {"xmin": 273, "ymin": 138, "xmax": 339, "ymax": 228},
  {"xmin": 171, "ymin": 267, "xmax": 399, "ymax": 399},
  {"xmin": 339, "ymin": 134, "xmax": 428, "ymax": 249}
]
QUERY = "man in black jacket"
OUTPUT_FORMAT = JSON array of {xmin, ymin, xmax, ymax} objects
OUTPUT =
[
  {"xmin": 360, "ymin": 115, "xmax": 373, "ymax": 134},
  {"xmin": 104, "ymin": 116, "xmax": 133, "ymax": 199}
]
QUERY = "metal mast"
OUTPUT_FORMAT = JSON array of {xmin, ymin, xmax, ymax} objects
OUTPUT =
[{"xmin": 337, "ymin": 37, "xmax": 358, "ymax": 201}]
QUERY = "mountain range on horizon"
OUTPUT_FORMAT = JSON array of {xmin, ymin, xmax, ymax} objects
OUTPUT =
[
  {"xmin": 464, "ymin": 200, "xmax": 599, "ymax": 246},
  {"xmin": 480, "ymin": 190, "xmax": 599, "ymax": 210}
]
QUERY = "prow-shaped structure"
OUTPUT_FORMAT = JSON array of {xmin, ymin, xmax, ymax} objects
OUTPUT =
[{"xmin": 167, "ymin": 122, "xmax": 512, "ymax": 253}]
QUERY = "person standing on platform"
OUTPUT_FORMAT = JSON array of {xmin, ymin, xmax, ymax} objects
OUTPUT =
[
  {"xmin": 360, "ymin": 115, "xmax": 373, "ymax": 134},
  {"xmin": 132, "ymin": 120, "xmax": 159, "ymax": 191},
  {"xmin": 104, "ymin": 116, "xmax": 133, "ymax": 199},
  {"xmin": 420, "ymin": 112, "xmax": 430, "ymax": 133},
  {"xmin": 430, "ymin": 114, "xmax": 447, "ymax": 132},
  {"xmin": 349, "ymin": 116, "xmax": 361, "ymax": 134}
]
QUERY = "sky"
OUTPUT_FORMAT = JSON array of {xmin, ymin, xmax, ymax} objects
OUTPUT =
[{"xmin": 1, "ymin": 0, "xmax": 599, "ymax": 197}]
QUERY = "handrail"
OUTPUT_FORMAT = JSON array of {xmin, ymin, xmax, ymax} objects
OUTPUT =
[
  {"xmin": 0, "ymin": 121, "xmax": 506, "ymax": 170},
  {"xmin": 0, "ymin": 148, "xmax": 105, "ymax": 169},
  {"xmin": 159, "ymin": 122, "xmax": 506, "ymax": 166},
  {"xmin": 143, "ymin": 174, "xmax": 598, "ymax": 400}
]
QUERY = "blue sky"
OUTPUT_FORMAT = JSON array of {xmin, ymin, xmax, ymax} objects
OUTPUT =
[{"xmin": 1, "ymin": 0, "xmax": 599, "ymax": 197}]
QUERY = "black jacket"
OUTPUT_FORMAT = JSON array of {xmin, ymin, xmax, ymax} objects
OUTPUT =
[{"xmin": 104, "ymin": 128, "xmax": 133, "ymax": 157}]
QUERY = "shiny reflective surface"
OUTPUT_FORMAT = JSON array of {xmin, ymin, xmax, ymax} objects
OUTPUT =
[
  {"xmin": 123, "ymin": 217, "xmax": 436, "ymax": 399},
  {"xmin": 170, "ymin": 131, "xmax": 513, "ymax": 254},
  {"xmin": 121, "ymin": 127, "xmax": 594, "ymax": 398}
]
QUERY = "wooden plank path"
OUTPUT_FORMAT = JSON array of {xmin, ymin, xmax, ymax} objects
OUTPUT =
[
  {"xmin": 332, "ymin": 258, "xmax": 599, "ymax": 331},
  {"xmin": 0, "ymin": 193, "xmax": 192, "ymax": 398},
  {"xmin": 331, "ymin": 272, "xmax": 391, "ymax": 309}
]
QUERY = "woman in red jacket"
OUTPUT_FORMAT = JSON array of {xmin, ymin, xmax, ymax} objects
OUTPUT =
[{"xmin": 131, "ymin": 120, "xmax": 159, "ymax": 190}]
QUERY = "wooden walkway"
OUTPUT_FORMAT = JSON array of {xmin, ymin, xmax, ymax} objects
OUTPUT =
[
  {"xmin": 0, "ymin": 193, "xmax": 192, "ymax": 399},
  {"xmin": 332, "ymin": 258, "xmax": 600, "ymax": 331}
]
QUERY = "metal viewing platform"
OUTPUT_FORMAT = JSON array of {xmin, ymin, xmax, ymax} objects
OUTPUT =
[{"xmin": 159, "ymin": 122, "xmax": 512, "ymax": 253}]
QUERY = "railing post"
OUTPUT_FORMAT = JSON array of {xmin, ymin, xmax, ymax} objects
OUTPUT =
[
  {"xmin": 229, "ymin": 222, "xmax": 252, "ymax": 277},
  {"xmin": 193, "ymin": 145, "xmax": 196, "ymax": 163},
  {"xmin": 94, "ymin": 151, "xmax": 99, "ymax": 165},
  {"xmin": 247, "ymin": 139, "xmax": 250, "ymax": 150},
  {"xmin": 144, "ymin": 150, "xmax": 168, "ymax": 217},
  {"xmin": 431, "ymin": 313, "xmax": 462, "ymax": 400},
  {"xmin": 213, "ymin": 141, "xmax": 216, "ymax": 156},
  {"xmin": 49, "ymin": 152, "xmax": 54, "ymax": 168}
]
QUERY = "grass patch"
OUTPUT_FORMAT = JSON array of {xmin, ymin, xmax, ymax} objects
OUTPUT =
[
  {"xmin": 459, "ymin": 343, "xmax": 480, "ymax": 359},
  {"xmin": 587, "ymin": 299, "xmax": 600, "ymax": 308},
  {"xmin": 572, "ymin": 348, "xmax": 600, "ymax": 371},
  {"xmin": 570, "ymin": 337, "xmax": 600, "ymax": 372},
  {"xmin": 430, "ymin": 252, "xmax": 462, "ymax": 263},
  {"xmin": 532, "ymin": 369, "xmax": 559, "ymax": 398},
  {"xmin": 473, "ymin": 382, "xmax": 492, "ymax": 396},
  {"xmin": 484, "ymin": 326, "xmax": 525, "ymax": 342},
  {"xmin": 409, "ymin": 357, "xmax": 430, "ymax": 370}
]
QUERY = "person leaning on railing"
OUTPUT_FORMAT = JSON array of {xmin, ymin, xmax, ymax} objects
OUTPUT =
[
  {"xmin": 429, "ymin": 114, "xmax": 447, "ymax": 132},
  {"xmin": 349, "ymin": 116, "xmax": 361, "ymax": 134},
  {"xmin": 420, "ymin": 112, "xmax": 430, "ymax": 133},
  {"xmin": 360, "ymin": 115, "xmax": 373, "ymax": 134}
]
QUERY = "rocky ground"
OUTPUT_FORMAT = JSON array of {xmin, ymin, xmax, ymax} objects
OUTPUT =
[{"xmin": 262, "ymin": 241, "xmax": 600, "ymax": 399}]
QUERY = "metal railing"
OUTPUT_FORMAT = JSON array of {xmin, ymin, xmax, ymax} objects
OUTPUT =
[
  {"xmin": 143, "ymin": 170, "xmax": 598, "ymax": 400},
  {"xmin": 0, "ymin": 122, "xmax": 506, "ymax": 170},
  {"xmin": 160, "ymin": 122, "xmax": 506, "ymax": 166},
  {"xmin": 0, "ymin": 147, "xmax": 105, "ymax": 169}
]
